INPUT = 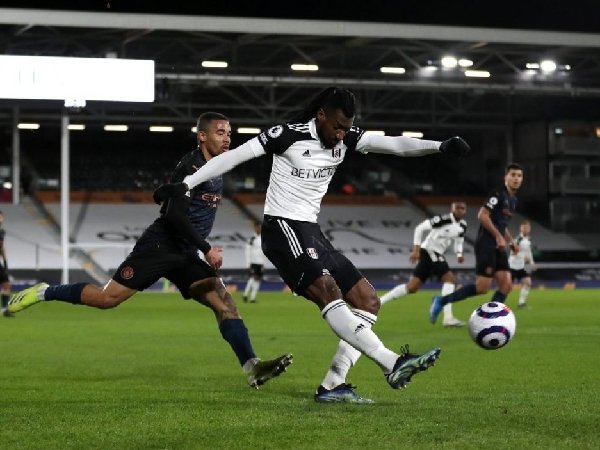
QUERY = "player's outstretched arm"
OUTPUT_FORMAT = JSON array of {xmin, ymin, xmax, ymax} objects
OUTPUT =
[
  {"xmin": 358, "ymin": 134, "xmax": 470, "ymax": 157},
  {"xmin": 359, "ymin": 134, "xmax": 441, "ymax": 156},
  {"xmin": 183, "ymin": 140, "xmax": 265, "ymax": 190}
]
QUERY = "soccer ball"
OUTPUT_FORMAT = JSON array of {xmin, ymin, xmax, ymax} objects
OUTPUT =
[{"xmin": 468, "ymin": 302, "xmax": 516, "ymax": 350}]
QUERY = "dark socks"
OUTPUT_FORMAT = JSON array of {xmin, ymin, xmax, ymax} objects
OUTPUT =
[
  {"xmin": 218, "ymin": 319, "xmax": 257, "ymax": 366},
  {"xmin": 491, "ymin": 291, "xmax": 508, "ymax": 304},
  {"xmin": 44, "ymin": 283, "xmax": 86, "ymax": 304},
  {"xmin": 441, "ymin": 284, "xmax": 477, "ymax": 305},
  {"xmin": 1, "ymin": 293, "xmax": 8, "ymax": 308}
]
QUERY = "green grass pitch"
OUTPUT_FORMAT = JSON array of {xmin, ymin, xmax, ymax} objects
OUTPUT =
[{"xmin": 1, "ymin": 288, "xmax": 598, "ymax": 450}]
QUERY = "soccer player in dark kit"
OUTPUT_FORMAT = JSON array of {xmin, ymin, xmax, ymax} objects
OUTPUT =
[
  {"xmin": 429, "ymin": 163, "xmax": 524, "ymax": 323},
  {"xmin": 9, "ymin": 112, "xmax": 292, "ymax": 388}
]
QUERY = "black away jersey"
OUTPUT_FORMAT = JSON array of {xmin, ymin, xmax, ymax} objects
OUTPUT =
[{"xmin": 477, "ymin": 185, "xmax": 517, "ymax": 247}]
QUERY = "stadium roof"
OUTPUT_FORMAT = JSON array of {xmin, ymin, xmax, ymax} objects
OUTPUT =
[{"xmin": 1, "ymin": 1, "xmax": 600, "ymax": 135}]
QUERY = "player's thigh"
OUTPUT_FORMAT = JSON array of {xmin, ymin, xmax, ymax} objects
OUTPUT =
[
  {"xmin": 413, "ymin": 250, "xmax": 434, "ymax": 283},
  {"xmin": 511, "ymin": 268, "xmax": 528, "ymax": 283},
  {"xmin": 324, "ymin": 247, "xmax": 364, "ymax": 296},
  {"xmin": 475, "ymin": 243, "xmax": 497, "ymax": 277},
  {"xmin": 0, "ymin": 267, "xmax": 9, "ymax": 284},
  {"xmin": 112, "ymin": 248, "xmax": 182, "ymax": 291},
  {"xmin": 430, "ymin": 253, "xmax": 451, "ymax": 282},
  {"xmin": 165, "ymin": 253, "xmax": 217, "ymax": 299},
  {"xmin": 261, "ymin": 215, "xmax": 328, "ymax": 294},
  {"xmin": 495, "ymin": 249, "xmax": 510, "ymax": 273},
  {"xmin": 510, "ymin": 269, "xmax": 520, "ymax": 282},
  {"xmin": 250, "ymin": 263, "xmax": 264, "ymax": 280}
]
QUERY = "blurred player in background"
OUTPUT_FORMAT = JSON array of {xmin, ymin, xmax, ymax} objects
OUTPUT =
[
  {"xmin": 509, "ymin": 220, "xmax": 536, "ymax": 308},
  {"xmin": 9, "ymin": 112, "xmax": 292, "ymax": 388},
  {"xmin": 0, "ymin": 211, "xmax": 12, "ymax": 318},
  {"xmin": 243, "ymin": 221, "xmax": 265, "ymax": 303},
  {"xmin": 156, "ymin": 87, "xmax": 471, "ymax": 403},
  {"xmin": 381, "ymin": 201, "xmax": 467, "ymax": 327},
  {"xmin": 430, "ymin": 163, "xmax": 523, "ymax": 323}
]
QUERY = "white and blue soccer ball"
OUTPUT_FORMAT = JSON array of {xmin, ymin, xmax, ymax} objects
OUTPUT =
[{"xmin": 468, "ymin": 302, "xmax": 516, "ymax": 350}]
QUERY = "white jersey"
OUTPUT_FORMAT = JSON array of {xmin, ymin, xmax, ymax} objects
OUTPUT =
[
  {"xmin": 509, "ymin": 234, "xmax": 534, "ymax": 270},
  {"xmin": 246, "ymin": 233, "xmax": 265, "ymax": 266},
  {"xmin": 414, "ymin": 213, "xmax": 466, "ymax": 258},
  {"xmin": 183, "ymin": 118, "xmax": 442, "ymax": 222},
  {"xmin": 252, "ymin": 119, "xmax": 441, "ymax": 222}
]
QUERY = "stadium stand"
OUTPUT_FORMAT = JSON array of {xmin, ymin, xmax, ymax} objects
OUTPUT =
[{"xmin": 2, "ymin": 184, "xmax": 598, "ymax": 290}]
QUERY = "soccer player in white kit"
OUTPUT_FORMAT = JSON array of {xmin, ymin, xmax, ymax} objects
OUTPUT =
[
  {"xmin": 380, "ymin": 201, "xmax": 468, "ymax": 327},
  {"xmin": 155, "ymin": 87, "xmax": 471, "ymax": 403},
  {"xmin": 509, "ymin": 220, "xmax": 536, "ymax": 308},
  {"xmin": 243, "ymin": 221, "xmax": 265, "ymax": 303}
]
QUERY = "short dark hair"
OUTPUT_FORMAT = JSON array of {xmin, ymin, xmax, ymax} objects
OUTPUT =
[
  {"xmin": 196, "ymin": 112, "xmax": 228, "ymax": 132},
  {"xmin": 293, "ymin": 87, "xmax": 357, "ymax": 123},
  {"xmin": 505, "ymin": 162, "xmax": 523, "ymax": 174}
]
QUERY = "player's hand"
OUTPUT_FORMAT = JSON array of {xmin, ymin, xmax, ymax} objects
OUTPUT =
[
  {"xmin": 510, "ymin": 242, "xmax": 519, "ymax": 254},
  {"xmin": 205, "ymin": 246, "xmax": 223, "ymax": 270},
  {"xmin": 496, "ymin": 235, "xmax": 507, "ymax": 249},
  {"xmin": 439, "ymin": 136, "xmax": 471, "ymax": 157},
  {"xmin": 153, "ymin": 182, "xmax": 189, "ymax": 205},
  {"xmin": 457, "ymin": 255, "xmax": 465, "ymax": 264},
  {"xmin": 409, "ymin": 249, "xmax": 420, "ymax": 264},
  {"xmin": 531, "ymin": 264, "xmax": 538, "ymax": 272}
]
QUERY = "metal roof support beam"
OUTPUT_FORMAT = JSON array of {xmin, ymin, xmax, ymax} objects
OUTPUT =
[{"xmin": 2, "ymin": 8, "xmax": 600, "ymax": 48}]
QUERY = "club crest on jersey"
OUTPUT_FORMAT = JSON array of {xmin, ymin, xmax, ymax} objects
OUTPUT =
[
  {"xmin": 307, "ymin": 247, "xmax": 319, "ymax": 259},
  {"xmin": 267, "ymin": 125, "xmax": 283, "ymax": 138},
  {"xmin": 121, "ymin": 266, "xmax": 134, "ymax": 280},
  {"xmin": 332, "ymin": 148, "xmax": 341, "ymax": 159}
]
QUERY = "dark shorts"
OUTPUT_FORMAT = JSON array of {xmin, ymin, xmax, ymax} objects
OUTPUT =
[
  {"xmin": 0, "ymin": 266, "xmax": 9, "ymax": 284},
  {"xmin": 261, "ymin": 215, "xmax": 363, "ymax": 296},
  {"xmin": 510, "ymin": 268, "xmax": 530, "ymax": 281},
  {"xmin": 413, "ymin": 248, "xmax": 451, "ymax": 282},
  {"xmin": 475, "ymin": 241, "xmax": 510, "ymax": 277},
  {"xmin": 249, "ymin": 263, "xmax": 264, "ymax": 279},
  {"xmin": 112, "ymin": 245, "xmax": 216, "ymax": 299}
]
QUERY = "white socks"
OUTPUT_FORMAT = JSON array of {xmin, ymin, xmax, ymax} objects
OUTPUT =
[
  {"xmin": 243, "ymin": 278, "xmax": 260, "ymax": 301},
  {"xmin": 518, "ymin": 285, "xmax": 530, "ymax": 305},
  {"xmin": 320, "ymin": 339, "xmax": 362, "ymax": 390},
  {"xmin": 243, "ymin": 278, "xmax": 253, "ymax": 297},
  {"xmin": 380, "ymin": 283, "xmax": 407, "ymax": 305},
  {"xmin": 320, "ymin": 308, "xmax": 375, "ymax": 389},
  {"xmin": 321, "ymin": 300, "xmax": 397, "ymax": 373},
  {"xmin": 441, "ymin": 282, "xmax": 455, "ymax": 320}
]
